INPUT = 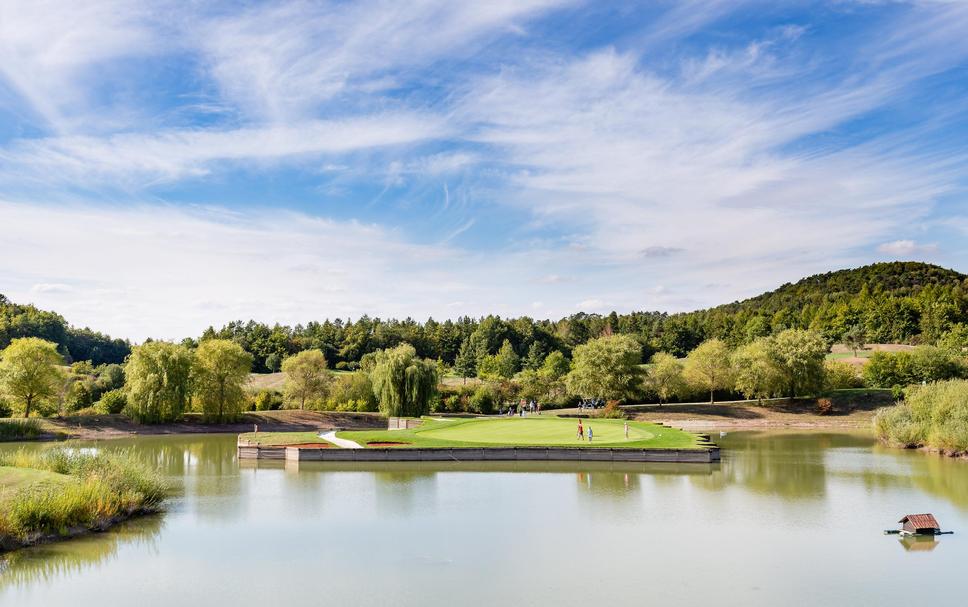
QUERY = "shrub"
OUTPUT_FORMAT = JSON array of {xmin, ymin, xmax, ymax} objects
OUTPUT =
[
  {"xmin": 96, "ymin": 389, "xmax": 127, "ymax": 414},
  {"xmin": 254, "ymin": 389, "xmax": 282, "ymax": 411},
  {"xmin": 815, "ymin": 398, "xmax": 833, "ymax": 416},
  {"xmin": 824, "ymin": 361, "xmax": 864, "ymax": 390},
  {"xmin": 0, "ymin": 396, "xmax": 11, "ymax": 418},
  {"xmin": 599, "ymin": 400, "xmax": 626, "ymax": 419},
  {"xmin": 469, "ymin": 386, "xmax": 496, "ymax": 414}
]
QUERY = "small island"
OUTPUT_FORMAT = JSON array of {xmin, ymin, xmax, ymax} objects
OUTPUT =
[{"xmin": 238, "ymin": 416, "xmax": 720, "ymax": 463}]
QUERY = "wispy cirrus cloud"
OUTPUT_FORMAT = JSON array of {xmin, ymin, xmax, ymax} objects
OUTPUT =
[{"xmin": 1, "ymin": 1, "xmax": 967, "ymax": 338}]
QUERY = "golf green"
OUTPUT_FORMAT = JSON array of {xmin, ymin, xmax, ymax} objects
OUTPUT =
[
  {"xmin": 421, "ymin": 417, "xmax": 650, "ymax": 445},
  {"xmin": 334, "ymin": 417, "xmax": 701, "ymax": 449}
]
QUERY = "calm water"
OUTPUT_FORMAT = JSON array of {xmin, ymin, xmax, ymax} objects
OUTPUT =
[{"xmin": 1, "ymin": 431, "xmax": 966, "ymax": 606}]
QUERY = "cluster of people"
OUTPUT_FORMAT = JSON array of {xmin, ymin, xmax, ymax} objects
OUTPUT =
[
  {"xmin": 504, "ymin": 399, "xmax": 540, "ymax": 417},
  {"xmin": 578, "ymin": 398, "xmax": 605, "ymax": 410}
]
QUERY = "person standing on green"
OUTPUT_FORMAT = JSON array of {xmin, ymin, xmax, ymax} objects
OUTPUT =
[{"xmin": 588, "ymin": 426, "xmax": 593, "ymax": 442}]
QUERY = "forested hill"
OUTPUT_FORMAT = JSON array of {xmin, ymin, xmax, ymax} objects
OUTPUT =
[
  {"xmin": 666, "ymin": 262, "xmax": 967, "ymax": 352},
  {"xmin": 200, "ymin": 262, "xmax": 967, "ymax": 372},
  {"xmin": 0, "ymin": 294, "xmax": 130, "ymax": 365},
  {"xmin": 719, "ymin": 262, "xmax": 965, "ymax": 315},
  {"xmin": 3, "ymin": 262, "xmax": 965, "ymax": 371}
]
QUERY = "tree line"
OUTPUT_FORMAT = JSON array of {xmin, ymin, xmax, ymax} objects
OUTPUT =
[{"xmin": 193, "ymin": 262, "xmax": 967, "ymax": 374}]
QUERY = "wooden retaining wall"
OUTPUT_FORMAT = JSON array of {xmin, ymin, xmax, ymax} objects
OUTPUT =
[{"xmin": 238, "ymin": 444, "xmax": 719, "ymax": 463}]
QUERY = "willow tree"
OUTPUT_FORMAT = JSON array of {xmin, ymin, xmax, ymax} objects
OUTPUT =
[
  {"xmin": 0, "ymin": 337, "xmax": 65, "ymax": 418},
  {"xmin": 368, "ymin": 343, "xmax": 438, "ymax": 417},
  {"xmin": 192, "ymin": 339, "xmax": 253, "ymax": 422},
  {"xmin": 565, "ymin": 334, "xmax": 643, "ymax": 402},
  {"xmin": 125, "ymin": 341, "xmax": 193, "ymax": 423}
]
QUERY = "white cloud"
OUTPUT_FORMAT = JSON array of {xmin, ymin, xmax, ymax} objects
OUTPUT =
[
  {"xmin": 198, "ymin": 0, "xmax": 570, "ymax": 121},
  {"xmin": 30, "ymin": 283, "xmax": 73, "ymax": 294},
  {"xmin": 877, "ymin": 240, "xmax": 939, "ymax": 256},
  {"xmin": 0, "ymin": 114, "xmax": 449, "ymax": 185}
]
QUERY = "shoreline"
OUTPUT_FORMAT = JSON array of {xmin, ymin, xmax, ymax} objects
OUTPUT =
[{"xmin": 0, "ymin": 508, "xmax": 160, "ymax": 555}]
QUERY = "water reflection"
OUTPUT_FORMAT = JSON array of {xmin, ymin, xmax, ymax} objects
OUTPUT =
[
  {"xmin": 0, "ymin": 515, "xmax": 163, "ymax": 590},
  {"xmin": 898, "ymin": 535, "xmax": 939, "ymax": 552}
]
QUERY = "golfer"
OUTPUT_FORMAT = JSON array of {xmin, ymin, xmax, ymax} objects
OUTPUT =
[
  {"xmin": 588, "ymin": 426, "xmax": 593, "ymax": 442},
  {"xmin": 577, "ymin": 420, "xmax": 584, "ymax": 440},
  {"xmin": 624, "ymin": 421, "xmax": 629, "ymax": 439}
]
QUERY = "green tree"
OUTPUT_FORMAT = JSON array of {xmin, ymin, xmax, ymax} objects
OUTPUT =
[
  {"xmin": 539, "ymin": 350, "xmax": 571, "ymax": 379},
  {"xmin": 265, "ymin": 352, "xmax": 283, "ymax": 373},
  {"xmin": 493, "ymin": 339, "xmax": 520, "ymax": 379},
  {"xmin": 843, "ymin": 325, "xmax": 866, "ymax": 358},
  {"xmin": 683, "ymin": 339, "xmax": 733, "ymax": 404},
  {"xmin": 192, "ymin": 339, "xmax": 253, "ymax": 422},
  {"xmin": 453, "ymin": 339, "xmax": 477, "ymax": 385},
  {"xmin": 646, "ymin": 352, "xmax": 686, "ymax": 404},
  {"xmin": 282, "ymin": 350, "xmax": 331, "ymax": 410},
  {"xmin": 124, "ymin": 341, "xmax": 193, "ymax": 423},
  {"xmin": 523, "ymin": 342, "xmax": 545, "ymax": 371},
  {"xmin": 0, "ymin": 337, "xmax": 65, "ymax": 418},
  {"xmin": 565, "ymin": 334, "xmax": 643, "ymax": 401},
  {"xmin": 767, "ymin": 329, "xmax": 828, "ymax": 398},
  {"xmin": 368, "ymin": 343, "xmax": 438, "ymax": 417},
  {"xmin": 731, "ymin": 339, "xmax": 781, "ymax": 403}
]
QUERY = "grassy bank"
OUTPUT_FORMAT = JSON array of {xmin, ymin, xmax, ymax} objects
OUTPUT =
[
  {"xmin": 874, "ymin": 380, "xmax": 968, "ymax": 456},
  {"xmin": 0, "ymin": 419, "xmax": 44, "ymax": 441},
  {"xmin": 0, "ymin": 447, "xmax": 168, "ymax": 552}
]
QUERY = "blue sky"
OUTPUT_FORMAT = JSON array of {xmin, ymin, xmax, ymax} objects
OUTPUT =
[{"xmin": 1, "ymin": 0, "xmax": 967, "ymax": 341}]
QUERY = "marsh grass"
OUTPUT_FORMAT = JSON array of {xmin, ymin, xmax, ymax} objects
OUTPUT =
[
  {"xmin": 0, "ymin": 419, "xmax": 43, "ymax": 441},
  {"xmin": 874, "ymin": 380, "xmax": 968, "ymax": 454},
  {"xmin": 0, "ymin": 447, "xmax": 167, "ymax": 551}
]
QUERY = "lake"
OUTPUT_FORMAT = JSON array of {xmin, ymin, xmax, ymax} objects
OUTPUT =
[{"xmin": 1, "ymin": 431, "xmax": 965, "ymax": 606}]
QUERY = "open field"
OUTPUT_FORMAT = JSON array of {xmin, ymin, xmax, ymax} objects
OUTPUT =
[
  {"xmin": 335, "ymin": 417, "xmax": 701, "ymax": 449},
  {"xmin": 827, "ymin": 343, "xmax": 916, "ymax": 365},
  {"xmin": 245, "ymin": 370, "xmax": 352, "ymax": 391}
]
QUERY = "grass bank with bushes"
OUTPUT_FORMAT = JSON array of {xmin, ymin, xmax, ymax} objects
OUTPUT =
[
  {"xmin": 0, "ymin": 447, "xmax": 168, "ymax": 552},
  {"xmin": 0, "ymin": 419, "xmax": 44, "ymax": 441},
  {"xmin": 874, "ymin": 380, "xmax": 968, "ymax": 456}
]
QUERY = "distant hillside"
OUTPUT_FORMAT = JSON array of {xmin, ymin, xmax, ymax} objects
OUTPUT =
[
  {"xmin": 721, "ymin": 262, "xmax": 965, "ymax": 313},
  {"xmin": 0, "ymin": 294, "xmax": 130, "ymax": 365},
  {"xmin": 654, "ymin": 262, "xmax": 967, "ymax": 354}
]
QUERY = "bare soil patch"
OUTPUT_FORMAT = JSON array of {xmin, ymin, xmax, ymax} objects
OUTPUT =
[
  {"xmin": 632, "ymin": 392, "xmax": 893, "ymax": 430},
  {"xmin": 39, "ymin": 410, "xmax": 386, "ymax": 441}
]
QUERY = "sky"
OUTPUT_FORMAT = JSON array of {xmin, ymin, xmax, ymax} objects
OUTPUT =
[{"xmin": 1, "ymin": 0, "xmax": 967, "ymax": 342}]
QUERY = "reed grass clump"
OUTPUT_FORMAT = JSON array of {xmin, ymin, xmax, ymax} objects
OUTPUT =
[
  {"xmin": 0, "ymin": 447, "xmax": 167, "ymax": 551},
  {"xmin": 874, "ymin": 380, "xmax": 968, "ymax": 455},
  {"xmin": 0, "ymin": 419, "xmax": 43, "ymax": 441}
]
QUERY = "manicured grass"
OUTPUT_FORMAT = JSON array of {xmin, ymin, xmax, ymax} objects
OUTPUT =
[
  {"xmin": 337, "ymin": 417, "xmax": 701, "ymax": 449},
  {"xmin": 239, "ymin": 431, "xmax": 332, "ymax": 446}
]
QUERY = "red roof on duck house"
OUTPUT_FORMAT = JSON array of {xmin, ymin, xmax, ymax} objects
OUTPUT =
[{"xmin": 898, "ymin": 514, "xmax": 939, "ymax": 529}]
